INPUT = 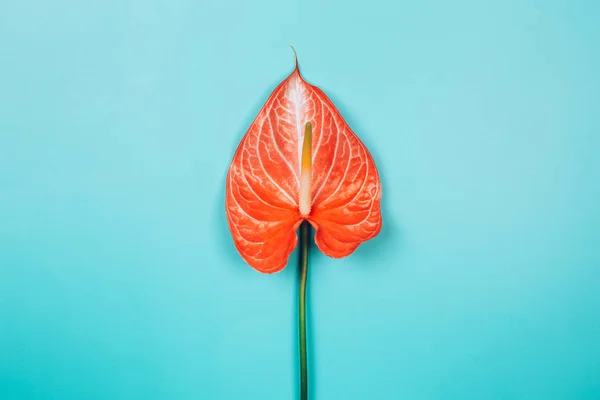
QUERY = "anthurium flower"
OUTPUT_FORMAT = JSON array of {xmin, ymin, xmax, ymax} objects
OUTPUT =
[{"xmin": 225, "ymin": 53, "xmax": 382, "ymax": 273}]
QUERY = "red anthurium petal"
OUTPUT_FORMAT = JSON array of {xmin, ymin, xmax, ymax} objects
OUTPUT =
[{"xmin": 226, "ymin": 59, "xmax": 382, "ymax": 273}]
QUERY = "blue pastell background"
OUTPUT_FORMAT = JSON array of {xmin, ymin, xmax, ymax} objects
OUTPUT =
[{"xmin": 1, "ymin": 0, "xmax": 599, "ymax": 399}]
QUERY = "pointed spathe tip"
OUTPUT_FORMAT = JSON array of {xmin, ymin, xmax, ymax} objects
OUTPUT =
[{"xmin": 289, "ymin": 45, "xmax": 299, "ymax": 72}]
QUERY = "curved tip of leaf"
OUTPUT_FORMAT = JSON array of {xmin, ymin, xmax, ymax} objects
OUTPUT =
[{"xmin": 289, "ymin": 45, "xmax": 299, "ymax": 72}]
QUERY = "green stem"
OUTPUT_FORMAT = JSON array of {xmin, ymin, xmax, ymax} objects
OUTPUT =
[{"xmin": 299, "ymin": 221, "xmax": 309, "ymax": 400}]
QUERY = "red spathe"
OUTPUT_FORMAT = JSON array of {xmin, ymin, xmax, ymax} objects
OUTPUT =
[{"xmin": 226, "ymin": 63, "xmax": 382, "ymax": 273}]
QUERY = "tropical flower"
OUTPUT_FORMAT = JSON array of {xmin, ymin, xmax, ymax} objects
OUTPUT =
[{"xmin": 226, "ymin": 51, "xmax": 382, "ymax": 273}]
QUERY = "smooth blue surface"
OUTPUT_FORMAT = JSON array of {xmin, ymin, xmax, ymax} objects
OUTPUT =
[{"xmin": 1, "ymin": 0, "xmax": 600, "ymax": 399}]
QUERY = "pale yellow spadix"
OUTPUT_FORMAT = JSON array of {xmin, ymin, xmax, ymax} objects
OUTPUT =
[{"xmin": 299, "ymin": 121, "xmax": 312, "ymax": 216}]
